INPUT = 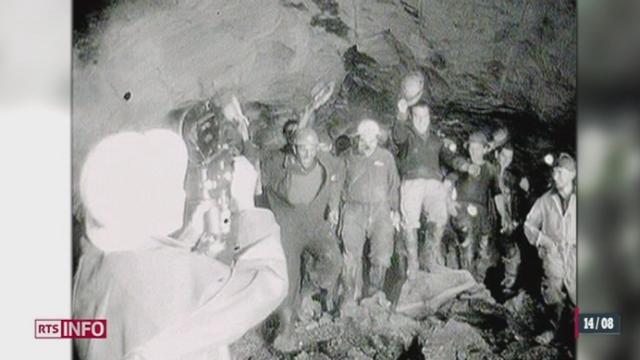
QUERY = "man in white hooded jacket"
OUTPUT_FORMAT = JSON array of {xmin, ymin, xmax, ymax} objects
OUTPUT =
[{"xmin": 73, "ymin": 129, "xmax": 288, "ymax": 360}]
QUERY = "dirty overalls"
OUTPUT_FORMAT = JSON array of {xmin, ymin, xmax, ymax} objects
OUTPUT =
[
  {"xmin": 339, "ymin": 147, "xmax": 400, "ymax": 302},
  {"xmin": 263, "ymin": 152, "xmax": 343, "ymax": 327}
]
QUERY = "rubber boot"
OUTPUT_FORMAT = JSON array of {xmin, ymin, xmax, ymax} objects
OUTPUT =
[
  {"xmin": 342, "ymin": 253, "xmax": 362, "ymax": 305},
  {"xmin": 321, "ymin": 284, "xmax": 338, "ymax": 316},
  {"xmin": 368, "ymin": 265, "xmax": 388, "ymax": 296},
  {"xmin": 362, "ymin": 264, "xmax": 390, "ymax": 308},
  {"xmin": 273, "ymin": 307, "xmax": 297, "ymax": 350},
  {"xmin": 501, "ymin": 245, "xmax": 520, "ymax": 294},
  {"xmin": 405, "ymin": 228, "xmax": 419, "ymax": 280},
  {"xmin": 459, "ymin": 233, "xmax": 474, "ymax": 273},
  {"xmin": 423, "ymin": 225, "xmax": 446, "ymax": 272},
  {"xmin": 475, "ymin": 235, "xmax": 491, "ymax": 283},
  {"xmin": 536, "ymin": 302, "xmax": 563, "ymax": 344}
]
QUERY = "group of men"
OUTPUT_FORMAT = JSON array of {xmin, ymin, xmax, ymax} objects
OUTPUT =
[
  {"xmin": 72, "ymin": 71, "xmax": 576, "ymax": 359},
  {"xmin": 259, "ymin": 72, "xmax": 576, "ymax": 345}
]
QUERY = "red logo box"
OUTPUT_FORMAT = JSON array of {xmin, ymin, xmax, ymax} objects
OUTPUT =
[{"xmin": 35, "ymin": 319, "xmax": 107, "ymax": 339}]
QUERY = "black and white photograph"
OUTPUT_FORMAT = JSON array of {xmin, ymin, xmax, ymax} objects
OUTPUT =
[{"xmin": 71, "ymin": 0, "xmax": 577, "ymax": 359}]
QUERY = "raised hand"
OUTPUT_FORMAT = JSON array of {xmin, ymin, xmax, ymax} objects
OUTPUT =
[
  {"xmin": 390, "ymin": 210, "xmax": 401, "ymax": 230},
  {"xmin": 396, "ymin": 98, "xmax": 410, "ymax": 123},
  {"xmin": 467, "ymin": 164, "xmax": 481, "ymax": 177},
  {"xmin": 310, "ymin": 81, "xmax": 335, "ymax": 111},
  {"xmin": 328, "ymin": 208, "xmax": 340, "ymax": 228}
]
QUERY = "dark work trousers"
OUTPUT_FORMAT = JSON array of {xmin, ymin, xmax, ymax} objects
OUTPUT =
[
  {"xmin": 269, "ymin": 200, "xmax": 342, "ymax": 328},
  {"xmin": 451, "ymin": 201, "xmax": 497, "ymax": 283},
  {"xmin": 340, "ymin": 201, "xmax": 394, "ymax": 303}
]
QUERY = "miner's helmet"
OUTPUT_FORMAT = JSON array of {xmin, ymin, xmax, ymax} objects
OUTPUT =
[
  {"xmin": 554, "ymin": 152, "xmax": 576, "ymax": 172},
  {"xmin": 400, "ymin": 72, "xmax": 425, "ymax": 106},
  {"xmin": 356, "ymin": 119, "xmax": 381, "ymax": 140},
  {"xmin": 468, "ymin": 131, "xmax": 489, "ymax": 145},
  {"xmin": 293, "ymin": 127, "xmax": 320, "ymax": 146}
]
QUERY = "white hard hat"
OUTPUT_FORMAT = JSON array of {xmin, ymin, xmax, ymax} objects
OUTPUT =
[
  {"xmin": 400, "ymin": 72, "xmax": 425, "ymax": 106},
  {"xmin": 356, "ymin": 119, "xmax": 381, "ymax": 139}
]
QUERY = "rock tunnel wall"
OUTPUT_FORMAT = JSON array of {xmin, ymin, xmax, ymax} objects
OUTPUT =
[{"xmin": 73, "ymin": 0, "xmax": 576, "ymax": 194}]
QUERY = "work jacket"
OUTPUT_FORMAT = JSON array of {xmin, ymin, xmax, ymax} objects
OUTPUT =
[
  {"xmin": 392, "ymin": 123, "xmax": 445, "ymax": 181},
  {"xmin": 524, "ymin": 190, "xmax": 576, "ymax": 304},
  {"xmin": 73, "ymin": 209, "xmax": 287, "ymax": 360},
  {"xmin": 262, "ymin": 151, "xmax": 341, "ymax": 223},
  {"xmin": 455, "ymin": 162, "xmax": 501, "ymax": 208},
  {"xmin": 339, "ymin": 147, "xmax": 400, "ymax": 211}
]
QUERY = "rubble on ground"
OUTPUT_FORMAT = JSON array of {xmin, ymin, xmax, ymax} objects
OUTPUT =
[
  {"xmin": 420, "ymin": 319, "xmax": 495, "ymax": 360},
  {"xmin": 230, "ymin": 282, "xmax": 570, "ymax": 359}
]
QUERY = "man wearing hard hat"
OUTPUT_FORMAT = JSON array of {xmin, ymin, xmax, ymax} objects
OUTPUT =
[
  {"xmin": 393, "ymin": 93, "xmax": 461, "ymax": 277},
  {"xmin": 261, "ymin": 127, "xmax": 343, "ymax": 345},
  {"xmin": 397, "ymin": 71, "xmax": 426, "ymax": 121},
  {"xmin": 338, "ymin": 119, "xmax": 401, "ymax": 306},
  {"xmin": 524, "ymin": 153, "xmax": 576, "ymax": 344},
  {"xmin": 448, "ymin": 131, "xmax": 505, "ymax": 283}
]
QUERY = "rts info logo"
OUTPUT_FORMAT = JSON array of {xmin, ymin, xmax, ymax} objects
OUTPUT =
[{"xmin": 35, "ymin": 319, "xmax": 107, "ymax": 339}]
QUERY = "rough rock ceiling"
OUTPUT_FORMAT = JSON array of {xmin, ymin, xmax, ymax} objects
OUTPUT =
[{"xmin": 73, "ymin": 0, "xmax": 576, "ymax": 181}]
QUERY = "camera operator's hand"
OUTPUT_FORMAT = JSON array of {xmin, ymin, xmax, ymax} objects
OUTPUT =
[
  {"xmin": 190, "ymin": 200, "xmax": 216, "ymax": 233},
  {"xmin": 173, "ymin": 200, "xmax": 217, "ymax": 247}
]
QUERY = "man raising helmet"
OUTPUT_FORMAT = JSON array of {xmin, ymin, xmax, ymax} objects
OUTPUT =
[{"xmin": 261, "ymin": 127, "xmax": 343, "ymax": 347}]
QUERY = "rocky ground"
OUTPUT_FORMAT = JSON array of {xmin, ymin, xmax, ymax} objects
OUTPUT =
[{"xmin": 229, "ymin": 288, "xmax": 573, "ymax": 359}]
